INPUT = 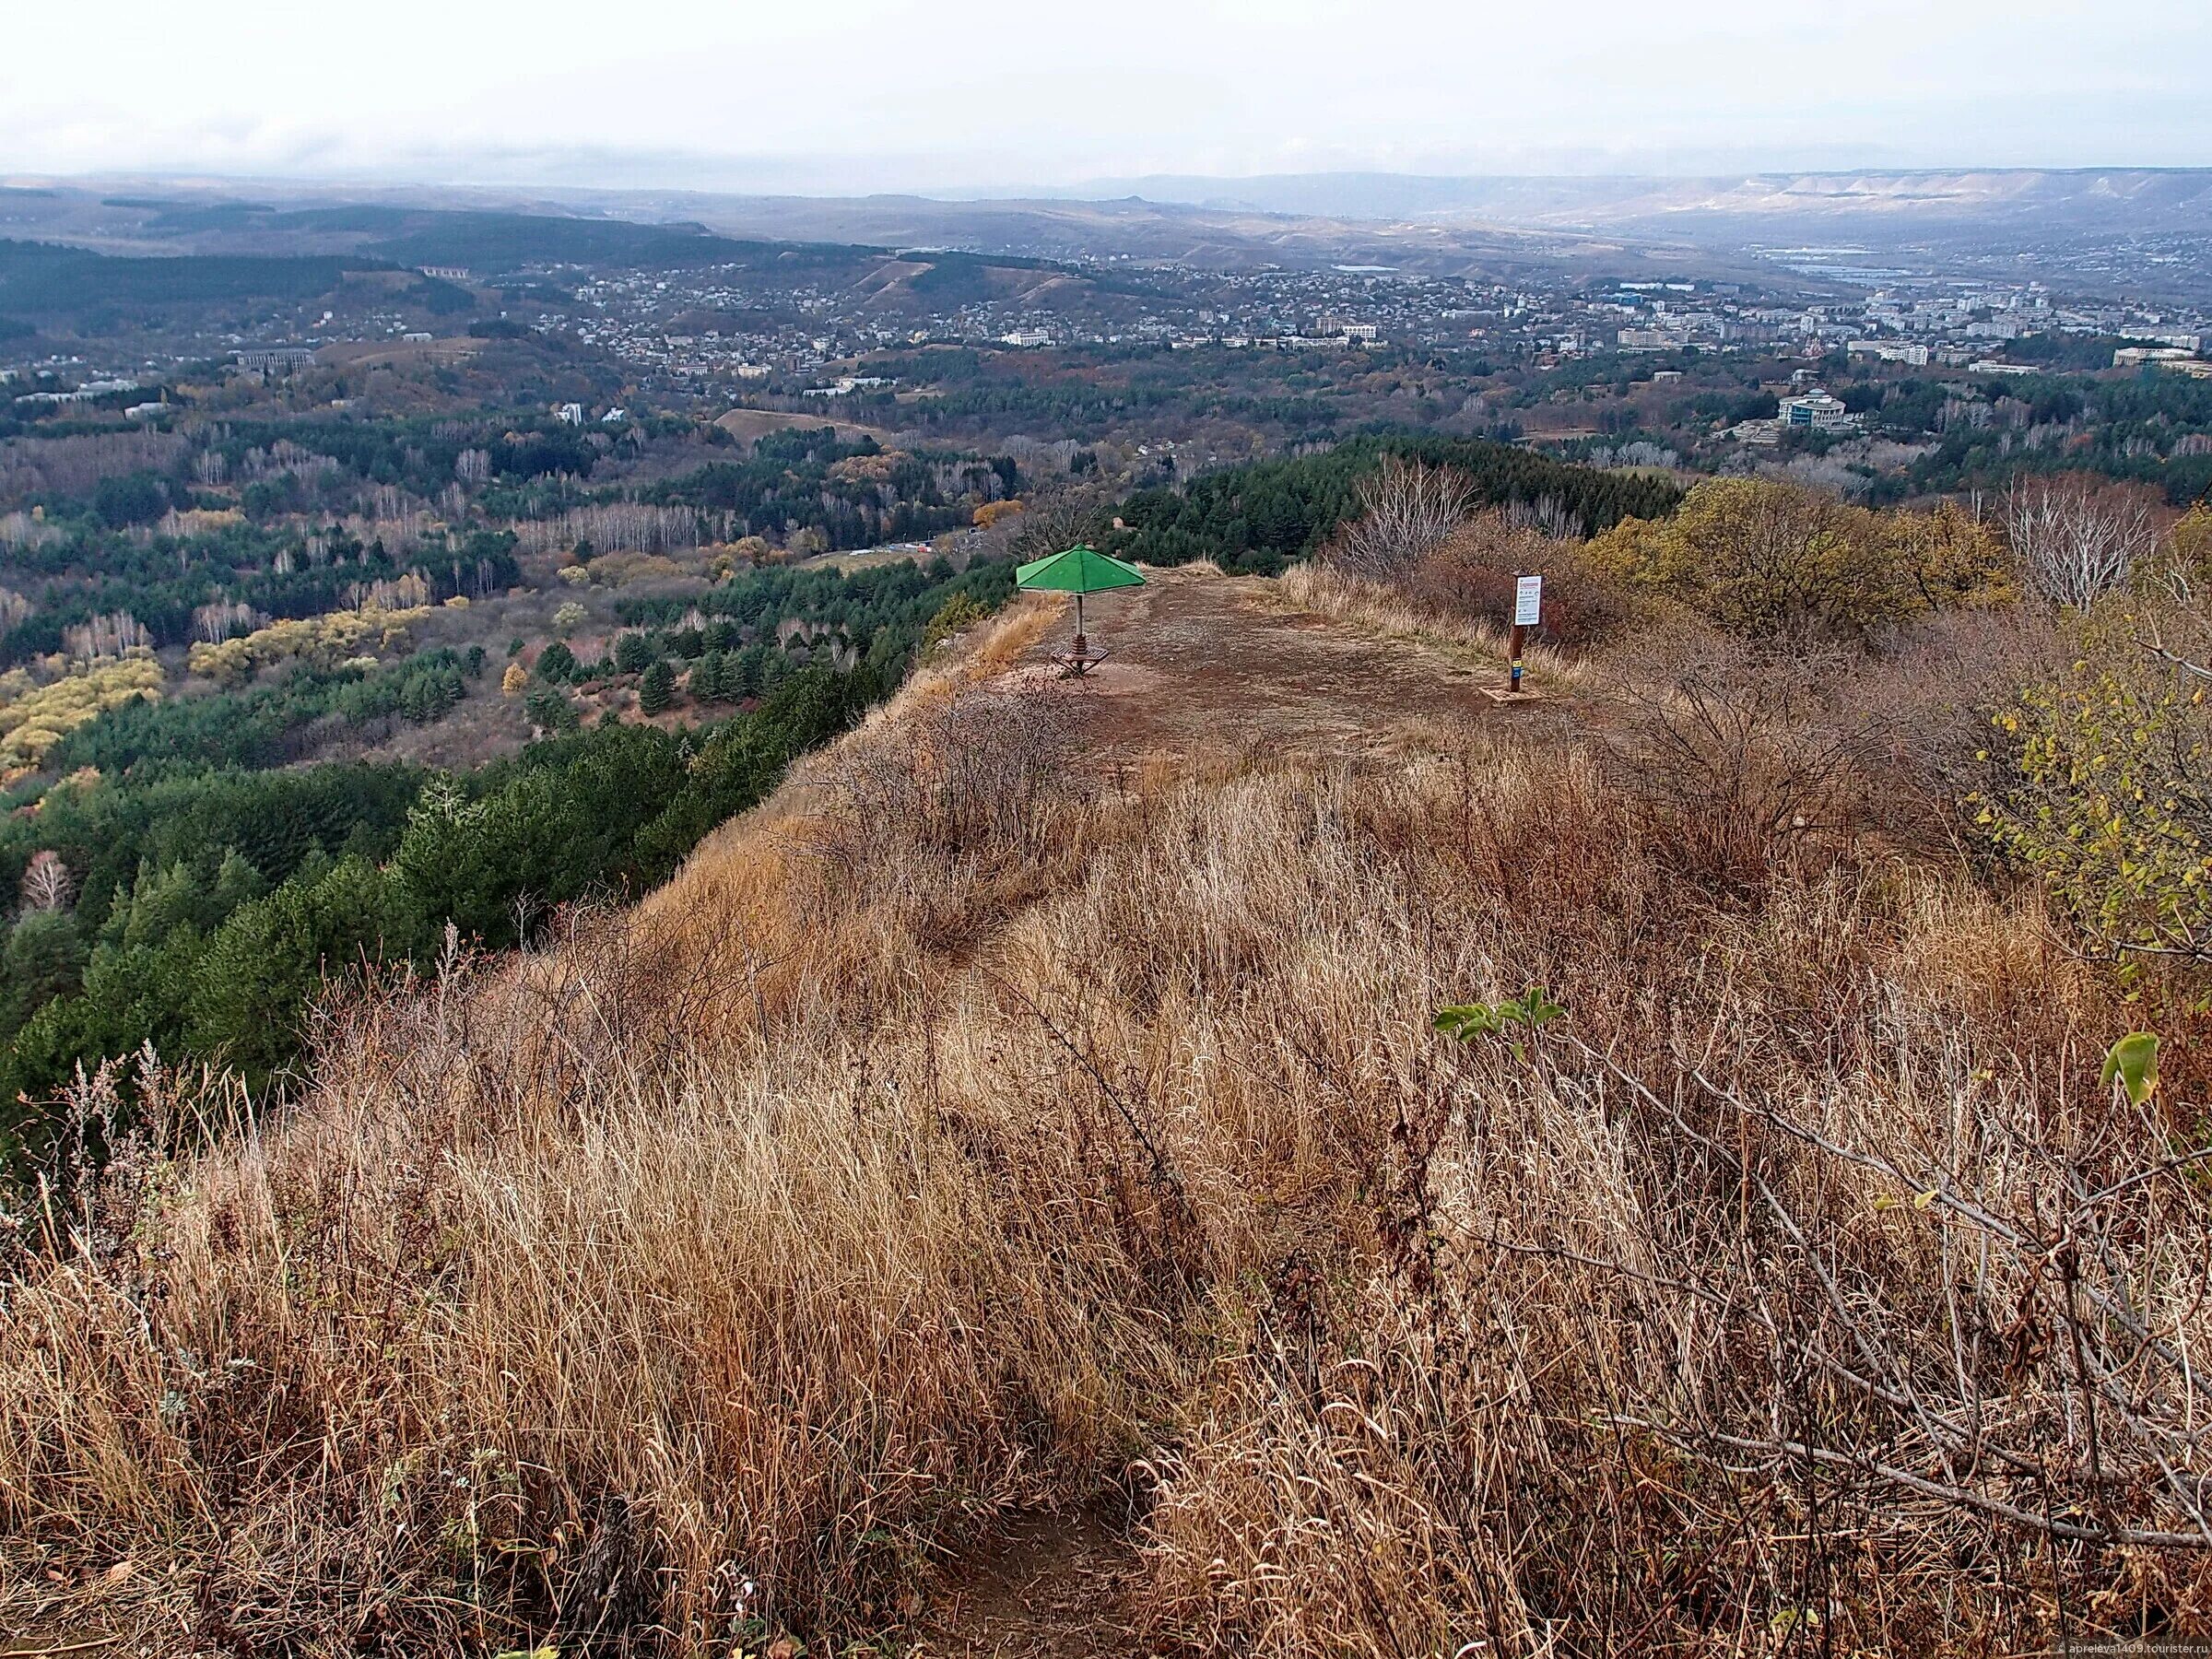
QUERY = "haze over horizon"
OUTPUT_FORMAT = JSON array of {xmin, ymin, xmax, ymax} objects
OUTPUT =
[{"xmin": 7, "ymin": 0, "xmax": 2211, "ymax": 199}]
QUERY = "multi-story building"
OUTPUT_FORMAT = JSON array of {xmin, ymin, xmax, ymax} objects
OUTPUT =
[
  {"xmin": 1848, "ymin": 339, "xmax": 1931, "ymax": 366},
  {"xmin": 1779, "ymin": 389, "xmax": 1860, "ymax": 432},
  {"xmin": 233, "ymin": 347, "xmax": 317, "ymax": 376}
]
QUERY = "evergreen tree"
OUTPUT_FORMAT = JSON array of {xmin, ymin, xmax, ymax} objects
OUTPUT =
[
  {"xmin": 734, "ymin": 644, "xmax": 770, "ymax": 699},
  {"xmin": 524, "ymin": 685, "xmax": 582, "ymax": 735},
  {"xmin": 691, "ymin": 651, "xmax": 726, "ymax": 703},
  {"xmin": 638, "ymin": 659, "xmax": 676, "ymax": 715},
  {"xmin": 188, "ymin": 855, "xmax": 419, "ymax": 1078},
  {"xmin": 2, "ymin": 912, "xmax": 86, "ymax": 1041}
]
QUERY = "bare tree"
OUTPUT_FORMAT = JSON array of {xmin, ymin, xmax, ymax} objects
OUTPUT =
[
  {"xmin": 1501, "ymin": 491, "xmax": 1587, "ymax": 542},
  {"xmin": 2005, "ymin": 477, "xmax": 2159, "ymax": 607},
  {"xmin": 20, "ymin": 851, "xmax": 72, "ymax": 915},
  {"xmin": 62, "ymin": 611, "xmax": 152, "ymax": 660},
  {"xmin": 1324, "ymin": 457, "xmax": 1477, "ymax": 581},
  {"xmin": 191, "ymin": 598, "xmax": 268, "ymax": 644},
  {"xmin": 1003, "ymin": 500, "xmax": 1110, "ymax": 566}
]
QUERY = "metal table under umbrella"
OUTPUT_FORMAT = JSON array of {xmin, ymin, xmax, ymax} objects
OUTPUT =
[{"xmin": 1014, "ymin": 543, "xmax": 1146, "ymax": 677}]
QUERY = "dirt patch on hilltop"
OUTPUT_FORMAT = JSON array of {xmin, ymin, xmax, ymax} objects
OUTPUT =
[
  {"xmin": 714, "ymin": 406, "xmax": 894, "ymax": 447},
  {"xmin": 1002, "ymin": 562, "xmax": 1529, "ymax": 767}
]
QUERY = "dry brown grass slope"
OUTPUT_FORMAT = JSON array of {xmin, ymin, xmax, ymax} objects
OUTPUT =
[{"xmin": 5, "ymin": 567, "xmax": 2211, "ymax": 1655}]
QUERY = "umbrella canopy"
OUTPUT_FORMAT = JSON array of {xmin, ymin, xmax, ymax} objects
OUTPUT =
[{"xmin": 1016, "ymin": 544, "xmax": 1146, "ymax": 595}]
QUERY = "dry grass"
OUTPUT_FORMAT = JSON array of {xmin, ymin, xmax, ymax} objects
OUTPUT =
[
  {"xmin": 4, "ymin": 585, "xmax": 2211, "ymax": 1654},
  {"xmin": 1273, "ymin": 561, "xmax": 1591, "ymax": 690}
]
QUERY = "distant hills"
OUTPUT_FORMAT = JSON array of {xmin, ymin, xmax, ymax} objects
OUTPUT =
[
  {"xmin": 0, "ymin": 182, "xmax": 1780, "ymax": 293},
  {"xmin": 0, "ymin": 194, "xmax": 1138, "ymax": 325},
  {"xmin": 6, "ymin": 167, "xmax": 2209, "ymax": 303},
  {"xmin": 1046, "ymin": 168, "xmax": 2212, "ymax": 240},
  {"xmin": 0, "ymin": 239, "xmax": 378, "ymax": 317}
]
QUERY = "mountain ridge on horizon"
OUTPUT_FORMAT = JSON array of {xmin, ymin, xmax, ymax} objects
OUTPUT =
[
  {"xmin": 999, "ymin": 164, "xmax": 2212, "ymax": 229},
  {"xmin": 9, "ymin": 161, "xmax": 2211, "ymax": 297},
  {"xmin": 15, "ymin": 163, "xmax": 2212, "ymax": 253}
]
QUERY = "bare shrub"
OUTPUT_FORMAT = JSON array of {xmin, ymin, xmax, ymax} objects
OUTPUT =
[
  {"xmin": 1144, "ymin": 893, "xmax": 2212, "ymax": 1652},
  {"xmin": 1402, "ymin": 509, "xmax": 1633, "ymax": 651},
  {"xmin": 1846, "ymin": 601, "xmax": 2071, "ymax": 858},
  {"xmin": 1324, "ymin": 456, "xmax": 1476, "ymax": 581},
  {"xmin": 817, "ymin": 681, "xmax": 1085, "ymax": 858},
  {"xmin": 2005, "ymin": 474, "xmax": 2162, "ymax": 607},
  {"xmin": 1605, "ymin": 644, "xmax": 1875, "ymax": 890}
]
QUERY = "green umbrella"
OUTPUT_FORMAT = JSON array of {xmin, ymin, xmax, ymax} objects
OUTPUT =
[{"xmin": 1016, "ymin": 543, "xmax": 1146, "ymax": 654}]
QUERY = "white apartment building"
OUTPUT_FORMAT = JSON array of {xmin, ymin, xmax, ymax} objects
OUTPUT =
[
  {"xmin": 1778, "ymin": 389, "xmax": 1860, "ymax": 432},
  {"xmin": 1847, "ymin": 339, "xmax": 1931, "ymax": 366}
]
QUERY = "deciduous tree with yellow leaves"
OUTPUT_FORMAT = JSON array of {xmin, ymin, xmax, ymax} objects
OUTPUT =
[
  {"xmin": 1981, "ymin": 523, "xmax": 2212, "ymax": 968},
  {"xmin": 0, "ymin": 655, "xmax": 162, "ymax": 778},
  {"xmin": 1587, "ymin": 478, "xmax": 2007, "ymax": 639},
  {"xmin": 186, "ymin": 606, "xmax": 433, "ymax": 686}
]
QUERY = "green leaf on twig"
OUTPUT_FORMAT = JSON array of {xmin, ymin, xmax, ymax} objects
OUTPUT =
[
  {"xmin": 2100, "ymin": 1030, "xmax": 2160, "ymax": 1106},
  {"xmin": 1435, "ymin": 985, "xmax": 1568, "ymax": 1049}
]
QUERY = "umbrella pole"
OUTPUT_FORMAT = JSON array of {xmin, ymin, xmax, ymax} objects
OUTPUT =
[{"xmin": 1074, "ymin": 592, "xmax": 1086, "ymax": 661}]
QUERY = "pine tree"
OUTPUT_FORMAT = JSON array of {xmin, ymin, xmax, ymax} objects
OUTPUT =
[
  {"xmin": 691, "ymin": 651, "xmax": 726, "ymax": 703},
  {"xmin": 638, "ymin": 659, "xmax": 676, "ymax": 715},
  {"xmin": 734, "ymin": 645, "xmax": 767, "ymax": 699},
  {"xmin": 524, "ymin": 685, "xmax": 581, "ymax": 735}
]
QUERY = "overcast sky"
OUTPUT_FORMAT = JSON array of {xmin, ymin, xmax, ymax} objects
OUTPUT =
[{"xmin": 6, "ymin": 0, "xmax": 2208, "ymax": 194}]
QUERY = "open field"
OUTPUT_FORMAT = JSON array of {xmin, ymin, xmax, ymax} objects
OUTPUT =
[
  {"xmin": 713, "ymin": 406, "xmax": 895, "ymax": 446},
  {"xmin": 316, "ymin": 336, "xmax": 483, "ymax": 370}
]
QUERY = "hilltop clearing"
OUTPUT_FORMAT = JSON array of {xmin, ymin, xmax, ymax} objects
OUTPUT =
[
  {"xmin": 714, "ymin": 406, "xmax": 896, "ymax": 447},
  {"xmin": 999, "ymin": 561, "xmax": 1515, "ymax": 763},
  {"xmin": 6, "ymin": 539, "xmax": 2211, "ymax": 1654}
]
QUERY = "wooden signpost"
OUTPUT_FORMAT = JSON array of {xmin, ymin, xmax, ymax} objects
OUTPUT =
[{"xmin": 1508, "ymin": 572, "xmax": 1543, "ymax": 693}]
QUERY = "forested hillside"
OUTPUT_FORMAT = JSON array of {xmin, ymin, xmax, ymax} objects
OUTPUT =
[
  {"xmin": 1104, "ymin": 433, "xmax": 1684, "ymax": 571},
  {"xmin": 0, "ymin": 544, "xmax": 1012, "ymax": 1168}
]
